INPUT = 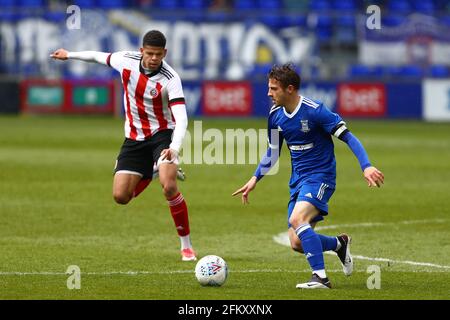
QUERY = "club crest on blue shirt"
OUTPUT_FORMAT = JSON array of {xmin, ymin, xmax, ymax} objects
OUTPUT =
[
  {"xmin": 149, "ymin": 88, "xmax": 159, "ymax": 98},
  {"xmin": 300, "ymin": 120, "xmax": 310, "ymax": 133}
]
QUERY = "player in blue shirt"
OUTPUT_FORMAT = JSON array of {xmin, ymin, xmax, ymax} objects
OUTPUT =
[{"xmin": 233, "ymin": 64, "xmax": 384, "ymax": 289}]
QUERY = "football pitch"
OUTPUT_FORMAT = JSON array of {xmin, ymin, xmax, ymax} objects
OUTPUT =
[{"xmin": 0, "ymin": 115, "xmax": 449, "ymax": 300}]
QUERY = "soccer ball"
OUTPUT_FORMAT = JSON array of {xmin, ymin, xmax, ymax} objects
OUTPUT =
[{"xmin": 195, "ymin": 255, "xmax": 228, "ymax": 286}]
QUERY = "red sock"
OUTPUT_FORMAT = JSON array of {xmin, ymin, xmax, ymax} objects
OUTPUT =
[
  {"xmin": 133, "ymin": 178, "xmax": 151, "ymax": 198},
  {"xmin": 167, "ymin": 192, "xmax": 190, "ymax": 237}
]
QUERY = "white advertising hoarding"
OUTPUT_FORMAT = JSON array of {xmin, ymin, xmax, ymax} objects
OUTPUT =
[{"xmin": 423, "ymin": 79, "xmax": 450, "ymax": 121}]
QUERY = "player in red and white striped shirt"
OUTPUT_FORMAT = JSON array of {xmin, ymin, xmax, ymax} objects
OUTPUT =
[{"xmin": 51, "ymin": 30, "xmax": 196, "ymax": 261}]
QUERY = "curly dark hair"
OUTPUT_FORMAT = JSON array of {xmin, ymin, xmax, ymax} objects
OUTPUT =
[{"xmin": 268, "ymin": 63, "xmax": 300, "ymax": 90}]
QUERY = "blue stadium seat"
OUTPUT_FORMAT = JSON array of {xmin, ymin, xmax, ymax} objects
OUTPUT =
[
  {"xmin": 18, "ymin": 0, "xmax": 45, "ymax": 7},
  {"xmin": 316, "ymin": 28, "xmax": 333, "ymax": 42},
  {"xmin": 313, "ymin": 13, "xmax": 333, "ymax": 42},
  {"xmin": 387, "ymin": 0, "xmax": 411, "ymax": 13},
  {"xmin": 316, "ymin": 13, "xmax": 332, "ymax": 27},
  {"xmin": 434, "ymin": 0, "xmax": 450, "ymax": 10},
  {"xmin": 153, "ymin": 0, "xmax": 179, "ymax": 10},
  {"xmin": 234, "ymin": 0, "xmax": 257, "ymax": 10},
  {"xmin": 348, "ymin": 64, "xmax": 386, "ymax": 78},
  {"xmin": 181, "ymin": 0, "xmax": 209, "ymax": 9},
  {"xmin": 257, "ymin": 0, "xmax": 281, "ymax": 10},
  {"xmin": 184, "ymin": 10, "xmax": 205, "ymax": 23},
  {"xmin": 367, "ymin": 0, "xmax": 383, "ymax": 6},
  {"xmin": 335, "ymin": 27, "xmax": 356, "ymax": 43},
  {"xmin": 335, "ymin": 14, "xmax": 355, "ymax": 43},
  {"xmin": 309, "ymin": 0, "xmax": 330, "ymax": 11},
  {"xmin": 383, "ymin": 65, "xmax": 400, "ymax": 77},
  {"xmin": 97, "ymin": 0, "xmax": 126, "ymax": 8},
  {"xmin": 385, "ymin": 65, "xmax": 423, "ymax": 78},
  {"xmin": 0, "ymin": 10, "xmax": 18, "ymax": 22},
  {"xmin": 248, "ymin": 63, "xmax": 273, "ymax": 78},
  {"xmin": 332, "ymin": 0, "xmax": 356, "ymax": 11},
  {"xmin": 440, "ymin": 15, "xmax": 450, "ymax": 27},
  {"xmin": 336, "ymin": 14, "xmax": 355, "ymax": 27},
  {"xmin": 429, "ymin": 65, "xmax": 450, "ymax": 78},
  {"xmin": 370, "ymin": 65, "xmax": 385, "ymax": 77},
  {"xmin": 348, "ymin": 64, "xmax": 372, "ymax": 77},
  {"xmin": 382, "ymin": 14, "xmax": 407, "ymax": 27},
  {"xmin": 205, "ymin": 11, "xmax": 229, "ymax": 23},
  {"xmin": 44, "ymin": 11, "xmax": 66, "ymax": 22},
  {"xmin": 402, "ymin": 65, "xmax": 424, "ymax": 78},
  {"xmin": 260, "ymin": 13, "xmax": 281, "ymax": 29},
  {"xmin": 411, "ymin": 0, "xmax": 435, "ymax": 14},
  {"xmin": 73, "ymin": 0, "xmax": 96, "ymax": 9},
  {"xmin": 284, "ymin": 14, "xmax": 307, "ymax": 28},
  {"xmin": 0, "ymin": 0, "xmax": 15, "ymax": 8}
]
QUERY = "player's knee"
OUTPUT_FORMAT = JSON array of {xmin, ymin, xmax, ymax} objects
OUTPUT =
[
  {"xmin": 288, "ymin": 215, "xmax": 309, "ymax": 229},
  {"xmin": 162, "ymin": 182, "xmax": 177, "ymax": 199},
  {"xmin": 288, "ymin": 216, "xmax": 302, "ymax": 229},
  {"xmin": 113, "ymin": 192, "xmax": 132, "ymax": 205}
]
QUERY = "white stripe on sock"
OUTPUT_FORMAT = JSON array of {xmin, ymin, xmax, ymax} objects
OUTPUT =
[
  {"xmin": 314, "ymin": 269, "xmax": 327, "ymax": 279},
  {"xmin": 168, "ymin": 194, "xmax": 184, "ymax": 206},
  {"xmin": 295, "ymin": 224, "xmax": 311, "ymax": 236},
  {"xmin": 180, "ymin": 235, "xmax": 191, "ymax": 250}
]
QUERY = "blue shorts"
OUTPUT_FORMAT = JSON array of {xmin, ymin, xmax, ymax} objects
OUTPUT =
[{"xmin": 287, "ymin": 182, "xmax": 335, "ymax": 228}]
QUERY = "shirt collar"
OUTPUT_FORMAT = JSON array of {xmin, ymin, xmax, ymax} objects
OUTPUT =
[
  {"xmin": 282, "ymin": 95, "xmax": 303, "ymax": 118},
  {"xmin": 140, "ymin": 60, "xmax": 163, "ymax": 77}
]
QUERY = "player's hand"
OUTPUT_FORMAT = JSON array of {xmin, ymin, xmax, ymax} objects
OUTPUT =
[
  {"xmin": 232, "ymin": 176, "xmax": 257, "ymax": 204},
  {"xmin": 160, "ymin": 148, "xmax": 178, "ymax": 162},
  {"xmin": 50, "ymin": 48, "xmax": 69, "ymax": 60},
  {"xmin": 363, "ymin": 166, "xmax": 384, "ymax": 188}
]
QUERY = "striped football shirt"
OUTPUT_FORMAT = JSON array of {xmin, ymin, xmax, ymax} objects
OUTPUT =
[{"xmin": 107, "ymin": 51, "xmax": 185, "ymax": 141}]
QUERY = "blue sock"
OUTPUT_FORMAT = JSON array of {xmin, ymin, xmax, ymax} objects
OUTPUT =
[
  {"xmin": 295, "ymin": 224, "xmax": 325, "ymax": 271},
  {"xmin": 317, "ymin": 234, "xmax": 338, "ymax": 252}
]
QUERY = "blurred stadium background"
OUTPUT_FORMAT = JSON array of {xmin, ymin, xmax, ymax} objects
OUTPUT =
[
  {"xmin": 1, "ymin": 0, "xmax": 450, "ymax": 300},
  {"xmin": 1, "ymin": 0, "xmax": 450, "ymax": 118}
]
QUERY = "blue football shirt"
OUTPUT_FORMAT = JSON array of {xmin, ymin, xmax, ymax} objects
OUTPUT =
[{"xmin": 257, "ymin": 95, "xmax": 346, "ymax": 195}]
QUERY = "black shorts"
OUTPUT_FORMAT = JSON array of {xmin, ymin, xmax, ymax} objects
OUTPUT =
[{"xmin": 114, "ymin": 129, "xmax": 173, "ymax": 179}]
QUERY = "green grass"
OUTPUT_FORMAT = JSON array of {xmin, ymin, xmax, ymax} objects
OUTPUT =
[{"xmin": 0, "ymin": 115, "xmax": 449, "ymax": 300}]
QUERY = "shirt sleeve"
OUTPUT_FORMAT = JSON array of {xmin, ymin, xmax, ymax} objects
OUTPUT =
[
  {"xmin": 165, "ymin": 74, "xmax": 185, "ymax": 101},
  {"xmin": 165, "ymin": 74, "xmax": 187, "ymax": 153},
  {"xmin": 314, "ymin": 102, "xmax": 371, "ymax": 171},
  {"xmin": 314, "ymin": 103, "xmax": 348, "ymax": 139},
  {"xmin": 67, "ymin": 51, "xmax": 110, "ymax": 65},
  {"xmin": 107, "ymin": 51, "xmax": 132, "ymax": 73},
  {"xmin": 169, "ymin": 105, "xmax": 188, "ymax": 153},
  {"xmin": 253, "ymin": 110, "xmax": 284, "ymax": 181}
]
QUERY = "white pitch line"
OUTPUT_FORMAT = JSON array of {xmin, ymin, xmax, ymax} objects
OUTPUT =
[
  {"xmin": 349, "ymin": 255, "xmax": 450, "ymax": 269},
  {"xmin": 313, "ymin": 218, "xmax": 447, "ymax": 231},
  {"xmin": 0, "ymin": 269, "xmax": 345, "ymax": 276},
  {"xmin": 1, "ymin": 219, "xmax": 448, "ymax": 276},
  {"xmin": 273, "ymin": 219, "xmax": 450, "ymax": 271},
  {"xmin": 0, "ymin": 266, "xmax": 448, "ymax": 276}
]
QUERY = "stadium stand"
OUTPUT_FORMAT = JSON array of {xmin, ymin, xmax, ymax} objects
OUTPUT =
[{"xmin": 1, "ymin": 0, "xmax": 449, "ymax": 80}]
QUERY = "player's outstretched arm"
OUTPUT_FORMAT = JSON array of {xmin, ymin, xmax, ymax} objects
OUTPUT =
[
  {"xmin": 50, "ymin": 48, "xmax": 109, "ymax": 65},
  {"xmin": 232, "ymin": 176, "xmax": 257, "ymax": 204}
]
